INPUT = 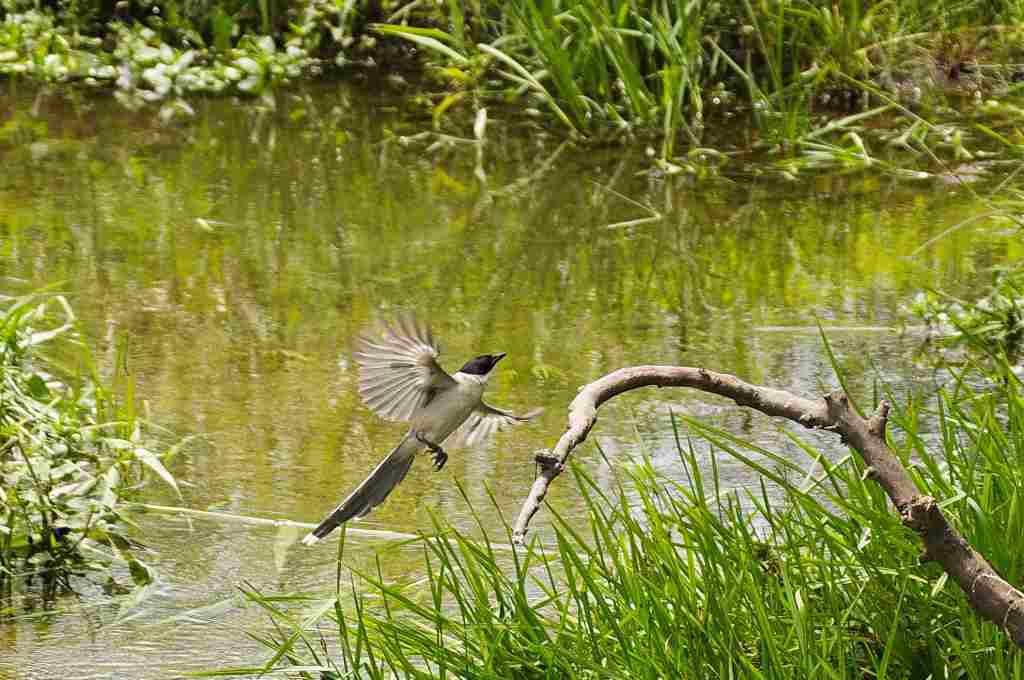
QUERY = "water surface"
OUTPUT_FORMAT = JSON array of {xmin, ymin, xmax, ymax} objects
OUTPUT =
[{"xmin": 1, "ymin": 79, "xmax": 1020, "ymax": 678}]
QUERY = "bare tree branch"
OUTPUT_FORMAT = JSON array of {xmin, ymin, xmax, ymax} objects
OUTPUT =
[{"xmin": 511, "ymin": 365, "xmax": 1024, "ymax": 648}]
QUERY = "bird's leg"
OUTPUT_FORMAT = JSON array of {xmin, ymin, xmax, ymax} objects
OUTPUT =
[{"xmin": 414, "ymin": 431, "xmax": 448, "ymax": 471}]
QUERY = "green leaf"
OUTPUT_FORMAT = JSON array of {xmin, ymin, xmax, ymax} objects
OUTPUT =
[
  {"xmin": 26, "ymin": 373, "xmax": 50, "ymax": 400},
  {"xmin": 447, "ymin": 0, "xmax": 466, "ymax": 52},
  {"xmin": 128, "ymin": 556, "xmax": 154, "ymax": 586},
  {"xmin": 433, "ymin": 91, "xmax": 467, "ymax": 126},
  {"xmin": 99, "ymin": 466, "xmax": 120, "ymax": 509},
  {"xmin": 133, "ymin": 447, "xmax": 181, "ymax": 499},
  {"xmin": 477, "ymin": 43, "xmax": 576, "ymax": 132},
  {"xmin": 369, "ymin": 23, "xmax": 459, "ymax": 44},
  {"xmin": 211, "ymin": 9, "xmax": 234, "ymax": 53},
  {"xmin": 371, "ymin": 24, "xmax": 468, "ymax": 64}
]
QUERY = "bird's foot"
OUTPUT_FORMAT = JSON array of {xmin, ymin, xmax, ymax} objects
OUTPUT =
[
  {"xmin": 534, "ymin": 453, "xmax": 561, "ymax": 472},
  {"xmin": 431, "ymin": 448, "xmax": 448, "ymax": 471},
  {"xmin": 415, "ymin": 432, "xmax": 448, "ymax": 471}
]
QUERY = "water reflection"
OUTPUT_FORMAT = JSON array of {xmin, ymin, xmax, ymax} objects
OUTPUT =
[{"xmin": 0, "ymin": 79, "xmax": 1020, "ymax": 678}]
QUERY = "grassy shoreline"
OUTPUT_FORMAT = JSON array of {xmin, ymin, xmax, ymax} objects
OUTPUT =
[{"xmin": 3, "ymin": 1, "xmax": 1024, "ymax": 163}]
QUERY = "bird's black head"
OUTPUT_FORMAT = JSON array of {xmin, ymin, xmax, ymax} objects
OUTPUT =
[{"xmin": 458, "ymin": 352, "xmax": 506, "ymax": 376}]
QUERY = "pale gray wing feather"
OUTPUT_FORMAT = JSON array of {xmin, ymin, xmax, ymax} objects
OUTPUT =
[
  {"xmin": 353, "ymin": 315, "xmax": 455, "ymax": 422},
  {"xmin": 302, "ymin": 435, "xmax": 419, "ymax": 544},
  {"xmin": 449, "ymin": 402, "xmax": 543, "ymax": 449}
]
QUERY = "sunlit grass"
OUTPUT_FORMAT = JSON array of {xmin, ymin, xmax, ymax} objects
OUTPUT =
[
  {"xmin": 209, "ymin": 360, "xmax": 1024, "ymax": 678},
  {"xmin": 374, "ymin": 0, "xmax": 1024, "ymax": 158}
]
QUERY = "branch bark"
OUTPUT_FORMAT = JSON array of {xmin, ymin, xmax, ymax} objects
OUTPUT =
[{"xmin": 511, "ymin": 365, "xmax": 1024, "ymax": 648}]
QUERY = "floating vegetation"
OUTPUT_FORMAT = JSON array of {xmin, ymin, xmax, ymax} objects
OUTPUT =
[
  {"xmin": 0, "ymin": 292, "xmax": 179, "ymax": 598},
  {"xmin": 0, "ymin": 0, "xmax": 375, "ymax": 123},
  {"xmin": 0, "ymin": 9, "xmax": 326, "ymax": 120}
]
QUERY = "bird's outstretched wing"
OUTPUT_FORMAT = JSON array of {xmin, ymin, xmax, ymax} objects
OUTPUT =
[
  {"xmin": 449, "ymin": 402, "xmax": 543, "ymax": 449},
  {"xmin": 353, "ymin": 314, "xmax": 455, "ymax": 422}
]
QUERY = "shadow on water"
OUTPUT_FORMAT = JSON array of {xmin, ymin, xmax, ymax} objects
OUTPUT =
[{"xmin": 1, "ymin": 77, "xmax": 1022, "ymax": 678}]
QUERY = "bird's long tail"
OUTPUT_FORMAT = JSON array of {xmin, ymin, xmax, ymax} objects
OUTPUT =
[{"xmin": 301, "ymin": 433, "xmax": 419, "ymax": 545}]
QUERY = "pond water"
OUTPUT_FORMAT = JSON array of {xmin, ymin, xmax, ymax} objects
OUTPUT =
[{"xmin": 1, "ymin": 78, "xmax": 1021, "ymax": 678}]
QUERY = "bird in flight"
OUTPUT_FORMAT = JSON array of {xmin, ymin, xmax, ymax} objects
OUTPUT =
[{"xmin": 302, "ymin": 315, "xmax": 542, "ymax": 545}]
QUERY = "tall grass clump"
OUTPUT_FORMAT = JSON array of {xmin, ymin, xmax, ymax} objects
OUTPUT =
[
  {"xmin": 376, "ymin": 0, "xmax": 1024, "ymax": 155},
  {"xmin": 219, "ymin": 362, "xmax": 1024, "ymax": 678},
  {"xmin": 0, "ymin": 292, "xmax": 178, "ymax": 598}
]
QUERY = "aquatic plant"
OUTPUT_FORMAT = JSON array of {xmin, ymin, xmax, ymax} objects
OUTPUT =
[
  {"xmin": 909, "ymin": 188, "xmax": 1024, "ymax": 366},
  {"xmin": 0, "ymin": 7, "xmax": 327, "ymax": 120},
  {"xmin": 912, "ymin": 272, "xmax": 1023, "ymax": 364},
  {"xmin": 4, "ymin": 0, "xmax": 1024, "ymax": 150},
  {"xmin": 0, "ymin": 292, "xmax": 179, "ymax": 596},
  {"xmin": 375, "ymin": 1, "xmax": 1024, "ymax": 150}
]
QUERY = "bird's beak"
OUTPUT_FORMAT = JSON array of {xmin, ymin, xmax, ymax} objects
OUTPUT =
[{"xmin": 492, "ymin": 352, "xmax": 507, "ymax": 363}]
